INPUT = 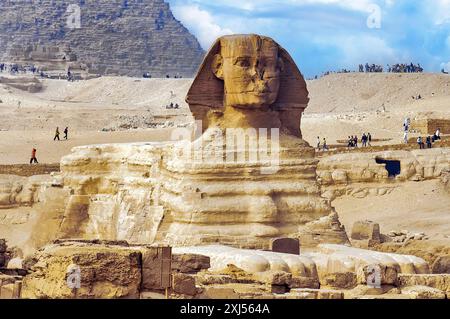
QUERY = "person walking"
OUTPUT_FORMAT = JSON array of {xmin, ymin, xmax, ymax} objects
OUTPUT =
[
  {"xmin": 362, "ymin": 133, "xmax": 367, "ymax": 147},
  {"xmin": 64, "ymin": 127, "xmax": 69, "ymax": 140},
  {"xmin": 403, "ymin": 131, "xmax": 408, "ymax": 144},
  {"xmin": 54, "ymin": 127, "xmax": 60, "ymax": 141},
  {"xmin": 322, "ymin": 138, "xmax": 329, "ymax": 151},
  {"xmin": 368, "ymin": 133, "xmax": 372, "ymax": 147},
  {"xmin": 30, "ymin": 148, "xmax": 38, "ymax": 164},
  {"xmin": 316, "ymin": 136, "xmax": 321, "ymax": 151}
]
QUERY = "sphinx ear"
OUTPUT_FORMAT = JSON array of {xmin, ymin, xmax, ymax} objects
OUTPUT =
[
  {"xmin": 278, "ymin": 56, "xmax": 285, "ymax": 73},
  {"xmin": 211, "ymin": 54, "xmax": 224, "ymax": 80}
]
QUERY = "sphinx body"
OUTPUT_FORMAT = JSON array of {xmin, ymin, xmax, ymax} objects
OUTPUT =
[{"xmin": 157, "ymin": 34, "xmax": 349, "ymax": 248}]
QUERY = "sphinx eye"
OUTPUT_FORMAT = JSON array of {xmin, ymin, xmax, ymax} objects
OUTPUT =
[{"xmin": 235, "ymin": 58, "xmax": 251, "ymax": 68}]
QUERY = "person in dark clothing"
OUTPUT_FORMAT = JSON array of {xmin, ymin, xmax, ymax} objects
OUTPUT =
[
  {"xmin": 417, "ymin": 136, "xmax": 424, "ymax": 149},
  {"xmin": 30, "ymin": 148, "xmax": 38, "ymax": 164},
  {"xmin": 426, "ymin": 136, "xmax": 432, "ymax": 149},
  {"xmin": 64, "ymin": 127, "xmax": 69, "ymax": 140},
  {"xmin": 54, "ymin": 127, "xmax": 60, "ymax": 141},
  {"xmin": 368, "ymin": 133, "xmax": 372, "ymax": 146},
  {"xmin": 362, "ymin": 133, "xmax": 367, "ymax": 147}
]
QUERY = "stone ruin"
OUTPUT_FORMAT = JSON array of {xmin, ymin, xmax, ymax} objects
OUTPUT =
[{"xmin": 0, "ymin": 34, "xmax": 449, "ymax": 299}]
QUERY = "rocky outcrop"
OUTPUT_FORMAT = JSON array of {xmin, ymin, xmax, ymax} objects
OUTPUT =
[
  {"xmin": 0, "ymin": 0, "xmax": 204, "ymax": 77},
  {"xmin": 317, "ymin": 148, "xmax": 450, "ymax": 200}
]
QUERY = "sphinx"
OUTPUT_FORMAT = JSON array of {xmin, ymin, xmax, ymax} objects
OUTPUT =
[
  {"xmin": 39, "ymin": 34, "xmax": 349, "ymax": 250},
  {"xmin": 157, "ymin": 34, "xmax": 349, "ymax": 248}
]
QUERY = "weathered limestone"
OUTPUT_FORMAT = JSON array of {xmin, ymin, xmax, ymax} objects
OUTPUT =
[
  {"xmin": 21, "ymin": 242, "xmax": 142, "ymax": 299},
  {"xmin": 172, "ymin": 254, "xmax": 211, "ymax": 274},
  {"xmin": 317, "ymin": 149, "xmax": 450, "ymax": 200},
  {"xmin": 432, "ymin": 255, "xmax": 450, "ymax": 274},
  {"xmin": 141, "ymin": 246, "xmax": 172, "ymax": 291},
  {"xmin": 401, "ymin": 285, "xmax": 446, "ymax": 299},
  {"xmin": 397, "ymin": 274, "xmax": 450, "ymax": 293}
]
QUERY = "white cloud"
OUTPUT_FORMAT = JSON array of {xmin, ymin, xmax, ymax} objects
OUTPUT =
[
  {"xmin": 316, "ymin": 34, "xmax": 402, "ymax": 66},
  {"xmin": 441, "ymin": 61, "xmax": 450, "ymax": 72},
  {"xmin": 171, "ymin": 4, "xmax": 234, "ymax": 49},
  {"xmin": 433, "ymin": 0, "xmax": 450, "ymax": 24}
]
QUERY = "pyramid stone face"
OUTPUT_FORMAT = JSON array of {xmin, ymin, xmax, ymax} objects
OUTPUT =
[{"xmin": 0, "ymin": 0, "xmax": 204, "ymax": 77}]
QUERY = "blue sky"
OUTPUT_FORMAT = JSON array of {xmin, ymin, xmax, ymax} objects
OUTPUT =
[{"xmin": 167, "ymin": 0, "xmax": 450, "ymax": 78}]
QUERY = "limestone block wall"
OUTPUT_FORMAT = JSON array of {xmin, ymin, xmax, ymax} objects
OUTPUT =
[
  {"xmin": 412, "ymin": 119, "xmax": 450, "ymax": 135},
  {"xmin": 0, "ymin": 0, "xmax": 204, "ymax": 77},
  {"xmin": 317, "ymin": 148, "xmax": 450, "ymax": 200}
]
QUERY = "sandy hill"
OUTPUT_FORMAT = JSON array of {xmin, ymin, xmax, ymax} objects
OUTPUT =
[
  {"xmin": 0, "ymin": 73, "xmax": 449, "ymax": 164},
  {"xmin": 307, "ymin": 72, "xmax": 450, "ymax": 114}
]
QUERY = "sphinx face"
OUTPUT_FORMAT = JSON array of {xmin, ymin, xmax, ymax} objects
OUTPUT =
[{"xmin": 213, "ymin": 35, "xmax": 282, "ymax": 109}]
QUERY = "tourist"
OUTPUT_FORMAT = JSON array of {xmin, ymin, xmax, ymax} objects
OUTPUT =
[
  {"xmin": 368, "ymin": 133, "xmax": 372, "ymax": 146},
  {"xmin": 404, "ymin": 131, "xmax": 409, "ymax": 144},
  {"xmin": 64, "ymin": 127, "xmax": 69, "ymax": 140},
  {"xmin": 322, "ymin": 138, "xmax": 329, "ymax": 151},
  {"xmin": 54, "ymin": 127, "xmax": 60, "ymax": 141},
  {"xmin": 362, "ymin": 133, "xmax": 367, "ymax": 147},
  {"xmin": 30, "ymin": 148, "xmax": 39, "ymax": 164},
  {"xmin": 354, "ymin": 135, "xmax": 358, "ymax": 148},
  {"xmin": 417, "ymin": 136, "xmax": 424, "ymax": 149},
  {"xmin": 435, "ymin": 128, "xmax": 441, "ymax": 141},
  {"xmin": 426, "ymin": 136, "xmax": 432, "ymax": 149},
  {"xmin": 317, "ymin": 136, "xmax": 321, "ymax": 151}
]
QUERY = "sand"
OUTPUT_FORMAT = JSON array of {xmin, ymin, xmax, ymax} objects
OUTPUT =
[{"xmin": 2, "ymin": 73, "xmax": 449, "ymax": 164}]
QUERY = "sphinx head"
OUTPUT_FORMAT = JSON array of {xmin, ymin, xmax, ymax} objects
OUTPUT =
[
  {"xmin": 187, "ymin": 34, "xmax": 309, "ymax": 137},
  {"xmin": 211, "ymin": 35, "xmax": 283, "ymax": 109}
]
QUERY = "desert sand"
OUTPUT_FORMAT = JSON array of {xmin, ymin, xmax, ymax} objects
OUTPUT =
[{"xmin": 1, "ymin": 73, "xmax": 449, "ymax": 164}]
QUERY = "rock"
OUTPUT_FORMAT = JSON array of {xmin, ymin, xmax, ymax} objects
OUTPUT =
[
  {"xmin": 271, "ymin": 285, "xmax": 289, "ymax": 294},
  {"xmin": 140, "ymin": 291, "xmax": 166, "ymax": 299},
  {"xmin": 172, "ymin": 254, "xmax": 210, "ymax": 274},
  {"xmin": 401, "ymin": 285, "xmax": 446, "ymax": 299},
  {"xmin": 253, "ymin": 271, "xmax": 292, "ymax": 286},
  {"xmin": 351, "ymin": 220, "xmax": 381, "ymax": 243},
  {"xmin": 199, "ymin": 287, "xmax": 239, "ymax": 299},
  {"xmin": 432, "ymin": 255, "xmax": 450, "ymax": 274},
  {"xmin": 172, "ymin": 274, "xmax": 197, "ymax": 296},
  {"xmin": 6, "ymin": 258, "xmax": 23, "ymax": 269},
  {"xmin": 397, "ymin": 274, "xmax": 450, "ymax": 293},
  {"xmin": 21, "ymin": 243, "xmax": 141, "ymax": 299},
  {"xmin": 357, "ymin": 264, "xmax": 398, "ymax": 286},
  {"xmin": 322, "ymin": 272, "xmax": 357, "ymax": 289},
  {"xmin": 0, "ymin": 239, "xmax": 7, "ymax": 254},
  {"xmin": 291, "ymin": 289, "xmax": 344, "ymax": 300},
  {"xmin": 289, "ymin": 277, "xmax": 320, "ymax": 289},
  {"xmin": 346, "ymin": 285, "xmax": 399, "ymax": 298},
  {"xmin": 270, "ymin": 238, "xmax": 300, "ymax": 255},
  {"xmin": 141, "ymin": 247, "xmax": 172, "ymax": 290},
  {"xmin": 195, "ymin": 274, "xmax": 234, "ymax": 285}
]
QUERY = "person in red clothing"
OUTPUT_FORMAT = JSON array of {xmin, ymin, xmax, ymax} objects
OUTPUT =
[{"xmin": 30, "ymin": 148, "xmax": 38, "ymax": 164}]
